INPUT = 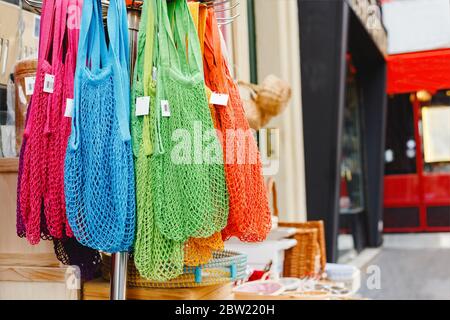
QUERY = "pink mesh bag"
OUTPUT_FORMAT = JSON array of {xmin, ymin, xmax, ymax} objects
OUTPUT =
[{"xmin": 19, "ymin": 0, "xmax": 76, "ymax": 242}]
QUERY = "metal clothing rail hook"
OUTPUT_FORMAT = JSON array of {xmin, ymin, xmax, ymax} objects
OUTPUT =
[{"xmin": 24, "ymin": 0, "xmax": 240, "ymax": 24}]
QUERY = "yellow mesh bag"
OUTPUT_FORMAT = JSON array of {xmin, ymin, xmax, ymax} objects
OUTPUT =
[{"xmin": 184, "ymin": 232, "xmax": 224, "ymax": 266}]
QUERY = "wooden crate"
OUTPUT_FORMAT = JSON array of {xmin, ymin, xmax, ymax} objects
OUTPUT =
[
  {"xmin": 0, "ymin": 263, "xmax": 80, "ymax": 300},
  {"xmin": 0, "ymin": 158, "xmax": 76, "ymax": 299},
  {"xmin": 0, "ymin": 158, "xmax": 58, "ymax": 258}
]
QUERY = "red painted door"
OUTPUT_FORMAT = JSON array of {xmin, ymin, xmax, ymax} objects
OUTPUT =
[{"xmin": 384, "ymin": 91, "xmax": 450, "ymax": 232}]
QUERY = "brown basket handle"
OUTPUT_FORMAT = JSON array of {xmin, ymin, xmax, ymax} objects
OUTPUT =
[
  {"xmin": 266, "ymin": 178, "xmax": 279, "ymax": 217},
  {"xmin": 238, "ymin": 80, "xmax": 261, "ymax": 97}
]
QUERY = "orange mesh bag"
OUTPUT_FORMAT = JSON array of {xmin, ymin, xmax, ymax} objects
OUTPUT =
[
  {"xmin": 202, "ymin": 9, "xmax": 272, "ymax": 242},
  {"xmin": 198, "ymin": 4, "xmax": 208, "ymax": 55}
]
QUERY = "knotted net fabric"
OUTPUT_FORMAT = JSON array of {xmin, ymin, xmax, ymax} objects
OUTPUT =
[
  {"xmin": 16, "ymin": 97, "xmax": 31, "ymax": 239},
  {"xmin": 131, "ymin": 0, "xmax": 185, "ymax": 281},
  {"xmin": 18, "ymin": 0, "xmax": 72, "ymax": 242},
  {"xmin": 184, "ymin": 232, "xmax": 224, "ymax": 267},
  {"xmin": 150, "ymin": 0, "xmax": 229, "ymax": 243},
  {"xmin": 53, "ymin": 237, "xmax": 101, "ymax": 280},
  {"xmin": 16, "ymin": 0, "xmax": 100, "ymax": 280},
  {"xmin": 48, "ymin": 0, "xmax": 85, "ymax": 241},
  {"xmin": 132, "ymin": 0, "xmax": 229, "ymax": 280},
  {"xmin": 183, "ymin": 2, "xmax": 224, "ymax": 267},
  {"xmin": 18, "ymin": 0, "xmax": 61, "ymax": 244},
  {"xmin": 64, "ymin": 0, "xmax": 135, "ymax": 253},
  {"xmin": 17, "ymin": 99, "xmax": 53, "ymax": 240},
  {"xmin": 202, "ymin": 9, "xmax": 272, "ymax": 242},
  {"xmin": 18, "ymin": 97, "xmax": 100, "ymax": 280}
]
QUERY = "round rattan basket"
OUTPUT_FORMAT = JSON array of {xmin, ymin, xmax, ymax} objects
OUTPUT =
[
  {"xmin": 242, "ymin": 99, "xmax": 271, "ymax": 130},
  {"xmin": 13, "ymin": 59, "xmax": 37, "ymax": 155},
  {"xmin": 101, "ymin": 250, "xmax": 248, "ymax": 288},
  {"xmin": 239, "ymin": 75, "xmax": 292, "ymax": 116}
]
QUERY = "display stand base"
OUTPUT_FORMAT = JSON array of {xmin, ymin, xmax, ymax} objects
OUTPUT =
[{"xmin": 82, "ymin": 279, "xmax": 234, "ymax": 300}]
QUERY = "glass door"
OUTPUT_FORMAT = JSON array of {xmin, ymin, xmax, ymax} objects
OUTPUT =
[
  {"xmin": 338, "ymin": 59, "xmax": 366, "ymax": 259},
  {"xmin": 340, "ymin": 66, "xmax": 365, "ymax": 215}
]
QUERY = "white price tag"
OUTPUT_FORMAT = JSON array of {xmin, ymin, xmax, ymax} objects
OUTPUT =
[
  {"xmin": 136, "ymin": 96, "xmax": 150, "ymax": 116},
  {"xmin": 209, "ymin": 92, "xmax": 229, "ymax": 106},
  {"xmin": 18, "ymin": 85, "xmax": 27, "ymax": 105},
  {"xmin": 43, "ymin": 73, "xmax": 55, "ymax": 93},
  {"xmin": 152, "ymin": 67, "xmax": 157, "ymax": 81},
  {"xmin": 64, "ymin": 98, "xmax": 74, "ymax": 118},
  {"xmin": 161, "ymin": 100, "xmax": 171, "ymax": 117},
  {"xmin": 24, "ymin": 76, "xmax": 36, "ymax": 95}
]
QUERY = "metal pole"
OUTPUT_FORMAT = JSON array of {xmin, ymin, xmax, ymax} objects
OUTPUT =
[
  {"xmin": 110, "ymin": 252, "xmax": 128, "ymax": 300},
  {"xmin": 108, "ymin": 7, "xmax": 140, "ymax": 302}
]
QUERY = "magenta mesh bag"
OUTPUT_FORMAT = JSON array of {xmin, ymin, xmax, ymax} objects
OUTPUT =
[
  {"xmin": 16, "ymin": 0, "xmax": 100, "ymax": 280},
  {"xmin": 17, "ymin": 96, "xmax": 100, "ymax": 280}
]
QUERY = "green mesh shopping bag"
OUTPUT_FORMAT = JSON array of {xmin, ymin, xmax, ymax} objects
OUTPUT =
[
  {"xmin": 131, "ymin": 0, "xmax": 185, "ymax": 281},
  {"xmin": 130, "ymin": 0, "xmax": 153, "ymax": 157},
  {"xmin": 148, "ymin": 0, "xmax": 229, "ymax": 242}
]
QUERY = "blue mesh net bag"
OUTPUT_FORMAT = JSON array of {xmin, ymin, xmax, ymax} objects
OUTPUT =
[{"xmin": 64, "ymin": 0, "xmax": 135, "ymax": 253}]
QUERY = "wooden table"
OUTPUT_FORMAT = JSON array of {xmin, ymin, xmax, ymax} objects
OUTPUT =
[{"xmin": 82, "ymin": 279, "xmax": 234, "ymax": 300}]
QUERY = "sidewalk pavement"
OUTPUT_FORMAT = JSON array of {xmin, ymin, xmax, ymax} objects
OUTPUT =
[{"xmin": 357, "ymin": 233, "xmax": 450, "ymax": 300}]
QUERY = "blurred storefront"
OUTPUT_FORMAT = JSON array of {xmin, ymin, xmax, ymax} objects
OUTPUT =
[
  {"xmin": 220, "ymin": 0, "xmax": 388, "ymax": 266},
  {"xmin": 298, "ymin": 0, "xmax": 387, "ymax": 262},
  {"xmin": 382, "ymin": 0, "xmax": 450, "ymax": 232}
]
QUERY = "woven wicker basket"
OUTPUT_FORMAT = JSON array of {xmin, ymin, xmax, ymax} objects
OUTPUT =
[
  {"xmin": 13, "ymin": 59, "xmax": 37, "ymax": 155},
  {"xmin": 239, "ymin": 75, "xmax": 292, "ymax": 116},
  {"xmin": 279, "ymin": 221, "xmax": 326, "ymax": 273},
  {"xmin": 242, "ymin": 99, "xmax": 272, "ymax": 130},
  {"xmin": 278, "ymin": 223, "xmax": 323, "ymax": 278},
  {"xmin": 101, "ymin": 250, "xmax": 247, "ymax": 288},
  {"xmin": 267, "ymin": 178, "xmax": 327, "ymax": 278}
]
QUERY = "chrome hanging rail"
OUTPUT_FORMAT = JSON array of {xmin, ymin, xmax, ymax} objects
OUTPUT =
[{"xmin": 24, "ymin": 0, "xmax": 240, "ymax": 24}]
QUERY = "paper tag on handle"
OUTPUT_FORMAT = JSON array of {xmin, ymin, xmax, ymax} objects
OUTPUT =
[
  {"xmin": 210, "ymin": 92, "xmax": 229, "ymax": 106},
  {"xmin": 43, "ymin": 74, "xmax": 55, "ymax": 93},
  {"xmin": 161, "ymin": 100, "xmax": 171, "ymax": 117},
  {"xmin": 64, "ymin": 98, "xmax": 74, "ymax": 117},
  {"xmin": 18, "ymin": 85, "xmax": 27, "ymax": 105},
  {"xmin": 136, "ymin": 96, "xmax": 150, "ymax": 116},
  {"xmin": 152, "ymin": 67, "xmax": 157, "ymax": 81},
  {"xmin": 24, "ymin": 76, "xmax": 36, "ymax": 95}
]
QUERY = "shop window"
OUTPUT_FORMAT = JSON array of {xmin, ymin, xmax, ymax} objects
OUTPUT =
[
  {"xmin": 427, "ymin": 206, "xmax": 450, "ymax": 227},
  {"xmin": 3, "ymin": 0, "xmax": 20, "ymax": 5},
  {"xmin": 0, "ymin": 86, "xmax": 6, "ymax": 120},
  {"xmin": 422, "ymin": 89, "xmax": 450, "ymax": 174},
  {"xmin": 384, "ymin": 94, "xmax": 417, "ymax": 175},
  {"xmin": 384, "ymin": 207, "xmax": 420, "ymax": 229},
  {"xmin": 340, "ymin": 68, "xmax": 365, "ymax": 213}
]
